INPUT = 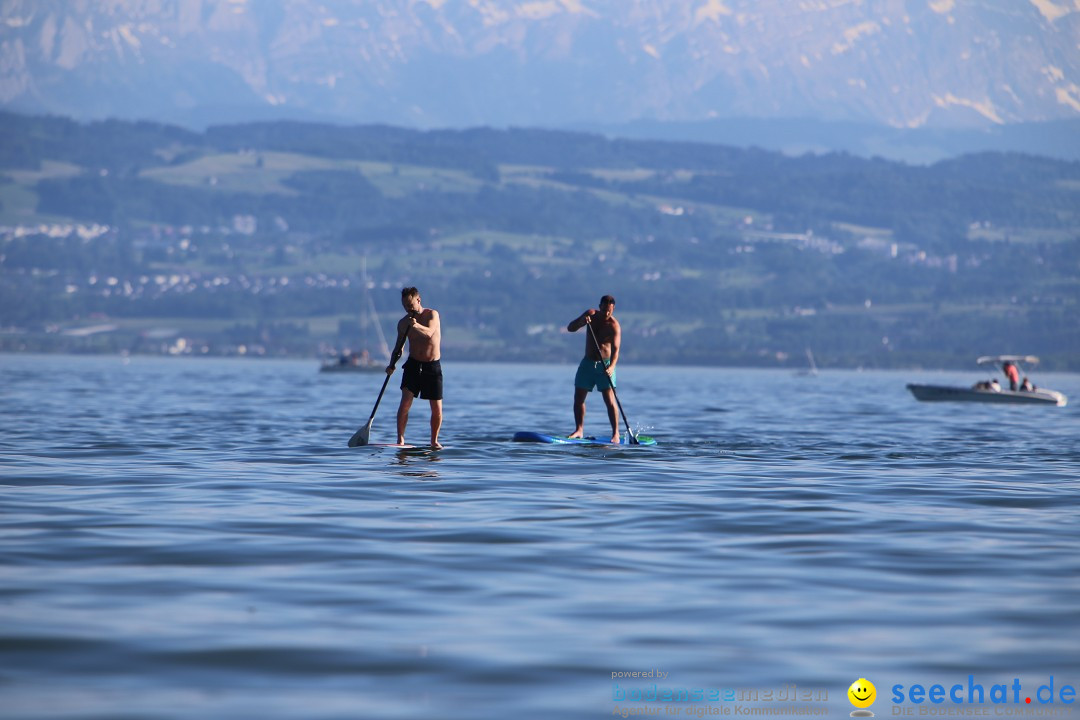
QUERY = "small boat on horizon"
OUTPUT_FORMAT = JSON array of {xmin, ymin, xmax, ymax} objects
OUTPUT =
[
  {"xmin": 795, "ymin": 348, "xmax": 818, "ymax": 377},
  {"xmin": 319, "ymin": 258, "xmax": 391, "ymax": 374},
  {"xmin": 319, "ymin": 350, "xmax": 386, "ymax": 373},
  {"xmin": 906, "ymin": 355, "xmax": 1067, "ymax": 406}
]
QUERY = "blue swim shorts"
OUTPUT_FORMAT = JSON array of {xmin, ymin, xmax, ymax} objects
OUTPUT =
[{"xmin": 574, "ymin": 357, "xmax": 616, "ymax": 391}]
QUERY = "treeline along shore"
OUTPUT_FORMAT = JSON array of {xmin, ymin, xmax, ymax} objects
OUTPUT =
[{"xmin": 1, "ymin": 112, "xmax": 1077, "ymax": 369}]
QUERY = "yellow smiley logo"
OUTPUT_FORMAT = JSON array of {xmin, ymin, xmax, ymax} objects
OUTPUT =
[{"xmin": 848, "ymin": 678, "xmax": 877, "ymax": 708}]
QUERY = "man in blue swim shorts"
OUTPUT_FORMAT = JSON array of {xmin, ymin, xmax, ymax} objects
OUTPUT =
[{"xmin": 566, "ymin": 295, "xmax": 621, "ymax": 443}]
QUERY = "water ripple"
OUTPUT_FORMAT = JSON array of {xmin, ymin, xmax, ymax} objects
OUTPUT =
[{"xmin": 1, "ymin": 357, "xmax": 1079, "ymax": 719}]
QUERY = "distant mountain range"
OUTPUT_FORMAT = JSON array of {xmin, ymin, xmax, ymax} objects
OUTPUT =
[{"xmin": 2, "ymin": 0, "xmax": 1079, "ymax": 154}]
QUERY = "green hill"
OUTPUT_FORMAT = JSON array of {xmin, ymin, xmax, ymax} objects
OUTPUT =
[{"xmin": 1, "ymin": 112, "xmax": 1077, "ymax": 369}]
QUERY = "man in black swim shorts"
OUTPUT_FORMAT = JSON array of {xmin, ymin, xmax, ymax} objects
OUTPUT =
[
  {"xmin": 400, "ymin": 357, "xmax": 443, "ymax": 401},
  {"xmin": 386, "ymin": 287, "xmax": 443, "ymax": 448}
]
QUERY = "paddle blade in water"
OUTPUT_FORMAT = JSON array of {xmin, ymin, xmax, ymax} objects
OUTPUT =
[{"xmin": 348, "ymin": 421, "xmax": 372, "ymax": 447}]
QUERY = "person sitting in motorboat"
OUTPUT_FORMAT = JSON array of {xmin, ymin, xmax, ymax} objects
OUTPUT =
[
  {"xmin": 973, "ymin": 379, "xmax": 996, "ymax": 391},
  {"xmin": 990, "ymin": 378, "xmax": 1001, "ymax": 392},
  {"xmin": 1003, "ymin": 361, "xmax": 1020, "ymax": 391},
  {"xmin": 1020, "ymin": 377, "xmax": 1035, "ymax": 392}
]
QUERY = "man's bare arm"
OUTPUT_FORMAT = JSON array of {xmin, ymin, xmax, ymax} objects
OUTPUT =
[
  {"xmin": 409, "ymin": 310, "xmax": 440, "ymax": 338},
  {"xmin": 607, "ymin": 320, "xmax": 621, "ymax": 372},
  {"xmin": 567, "ymin": 309, "xmax": 595, "ymax": 332},
  {"xmin": 386, "ymin": 318, "xmax": 409, "ymax": 373}
]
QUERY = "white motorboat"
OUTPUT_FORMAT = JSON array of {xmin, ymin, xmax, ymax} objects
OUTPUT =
[{"xmin": 906, "ymin": 355, "xmax": 1067, "ymax": 406}]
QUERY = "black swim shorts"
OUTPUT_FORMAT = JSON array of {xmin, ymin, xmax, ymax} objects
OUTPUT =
[{"xmin": 401, "ymin": 358, "xmax": 443, "ymax": 400}]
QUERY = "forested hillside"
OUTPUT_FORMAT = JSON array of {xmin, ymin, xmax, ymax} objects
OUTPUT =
[{"xmin": 2, "ymin": 113, "xmax": 1078, "ymax": 369}]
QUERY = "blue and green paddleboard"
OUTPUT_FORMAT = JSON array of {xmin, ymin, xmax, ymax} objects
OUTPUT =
[{"xmin": 512, "ymin": 431, "xmax": 657, "ymax": 446}]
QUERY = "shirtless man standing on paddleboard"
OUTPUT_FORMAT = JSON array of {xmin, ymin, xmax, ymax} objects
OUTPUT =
[
  {"xmin": 387, "ymin": 287, "xmax": 442, "ymax": 448},
  {"xmin": 567, "ymin": 295, "xmax": 621, "ymax": 443}
]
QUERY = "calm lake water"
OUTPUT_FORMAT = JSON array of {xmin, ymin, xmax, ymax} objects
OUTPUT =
[{"xmin": 2, "ymin": 355, "xmax": 1079, "ymax": 720}]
